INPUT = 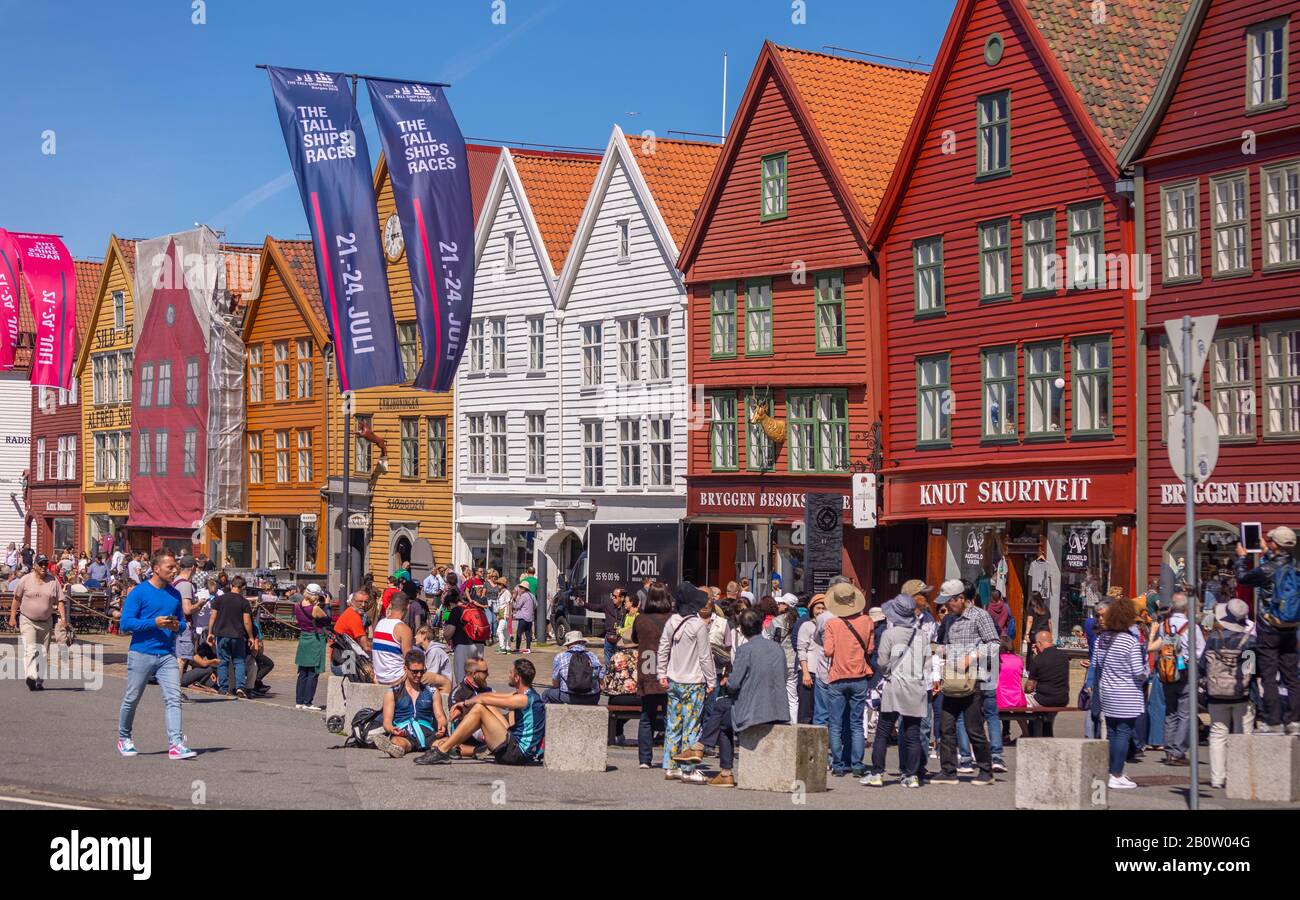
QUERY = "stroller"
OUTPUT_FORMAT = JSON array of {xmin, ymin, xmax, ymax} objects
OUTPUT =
[{"xmin": 325, "ymin": 623, "xmax": 374, "ymax": 683}]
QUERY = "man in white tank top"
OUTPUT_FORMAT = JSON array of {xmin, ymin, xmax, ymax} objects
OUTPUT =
[{"xmin": 372, "ymin": 595, "xmax": 414, "ymax": 686}]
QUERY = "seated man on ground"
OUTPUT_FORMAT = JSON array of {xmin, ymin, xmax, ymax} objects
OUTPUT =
[
  {"xmin": 542, "ymin": 631, "xmax": 604, "ymax": 705},
  {"xmin": 415, "ymin": 658, "xmax": 545, "ymax": 766},
  {"xmin": 181, "ymin": 634, "xmax": 223, "ymax": 691},
  {"xmin": 444, "ymin": 657, "xmax": 494, "ymax": 758},
  {"xmin": 415, "ymin": 624, "xmax": 453, "ymax": 684},
  {"xmin": 373, "ymin": 650, "xmax": 449, "ymax": 759}
]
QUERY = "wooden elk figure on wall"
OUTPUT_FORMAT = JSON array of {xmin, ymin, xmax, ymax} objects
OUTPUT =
[
  {"xmin": 356, "ymin": 419, "xmax": 390, "ymax": 480},
  {"xmin": 750, "ymin": 395, "xmax": 787, "ymax": 444}
]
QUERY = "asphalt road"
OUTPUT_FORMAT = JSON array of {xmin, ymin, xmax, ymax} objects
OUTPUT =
[{"xmin": 0, "ymin": 635, "xmax": 1290, "ymax": 811}]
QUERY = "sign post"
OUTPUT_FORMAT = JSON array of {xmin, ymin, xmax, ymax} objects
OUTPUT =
[{"xmin": 341, "ymin": 389, "xmax": 352, "ymax": 603}]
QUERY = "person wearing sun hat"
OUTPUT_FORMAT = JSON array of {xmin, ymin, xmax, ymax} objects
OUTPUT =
[
  {"xmin": 820, "ymin": 580, "xmax": 874, "ymax": 777},
  {"xmin": 1204, "ymin": 597, "xmax": 1255, "ymax": 788},
  {"xmin": 1235, "ymin": 524, "xmax": 1298, "ymax": 734}
]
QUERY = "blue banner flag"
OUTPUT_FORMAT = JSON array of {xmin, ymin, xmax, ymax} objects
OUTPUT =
[
  {"xmin": 366, "ymin": 79, "xmax": 475, "ymax": 393},
  {"xmin": 266, "ymin": 66, "xmax": 401, "ymax": 392}
]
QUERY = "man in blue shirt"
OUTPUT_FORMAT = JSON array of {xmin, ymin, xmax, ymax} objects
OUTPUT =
[
  {"xmin": 117, "ymin": 549, "xmax": 197, "ymax": 760},
  {"xmin": 543, "ymin": 632, "xmax": 604, "ymax": 705}
]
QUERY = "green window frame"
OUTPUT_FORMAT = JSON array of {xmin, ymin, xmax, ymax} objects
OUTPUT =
[
  {"xmin": 745, "ymin": 279, "xmax": 773, "ymax": 356},
  {"xmin": 1210, "ymin": 172, "xmax": 1251, "ymax": 277},
  {"xmin": 760, "ymin": 152, "xmax": 788, "ymax": 221},
  {"xmin": 427, "ymin": 416, "xmax": 448, "ymax": 479},
  {"xmin": 814, "ymin": 271, "xmax": 846, "ymax": 353},
  {"xmin": 1246, "ymin": 17, "xmax": 1289, "ymax": 113},
  {"xmin": 1262, "ymin": 321, "xmax": 1300, "ymax": 438},
  {"xmin": 786, "ymin": 390, "xmax": 848, "ymax": 473},
  {"xmin": 1072, "ymin": 335, "xmax": 1113, "ymax": 436},
  {"xmin": 1022, "ymin": 210, "xmax": 1057, "ymax": 296},
  {"xmin": 1158, "ymin": 337, "xmax": 1205, "ymax": 444},
  {"xmin": 977, "ymin": 90, "xmax": 1010, "ymax": 178},
  {"xmin": 1261, "ymin": 160, "xmax": 1300, "ymax": 271},
  {"xmin": 981, "ymin": 345, "xmax": 1017, "ymax": 441},
  {"xmin": 1160, "ymin": 181, "xmax": 1201, "ymax": 284},
  {"xmin": 710, "ymin": 283, "xmax": 737, "ymax": 359},
  {"xmin": 916, "ymin": 354, "xmax": 951, "ymax": 448},
  {"xmin": 979, "ymin": 218, "xmax": 1011, "ymax": 301},
  {"xmin": 1208, "ymin": 330, "xmax": 1256, "ymax": 442},
  {"xmin": 1025, "ymin": 341, "xmax": 1065, "ymax": 439},
  {"xmin": 913, "ymin": 236, "xmax": 944, "ymax": 316},
  {"xmin": 1066, "ymin": 201, "xmax": 1104, "ymax": 290},
  {"xmin": 708, "ymin": 391, "xmax": 739, "ymax": 471}
]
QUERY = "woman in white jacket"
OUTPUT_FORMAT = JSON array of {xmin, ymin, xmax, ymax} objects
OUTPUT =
[{"xmin": 656, "ymin": 584, "xmax": 717, "ymax": 784}]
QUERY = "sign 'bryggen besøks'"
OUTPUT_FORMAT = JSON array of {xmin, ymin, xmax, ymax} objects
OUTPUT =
[
  {"xmin": 366, "ymin": 79, "xmax": 475, "ymax": 393},
  {"xmin": 266, "ymin": 66, "xmax": 401, "ymax": 393}
]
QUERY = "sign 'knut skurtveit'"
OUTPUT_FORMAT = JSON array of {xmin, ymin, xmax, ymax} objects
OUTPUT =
[{"xmin": 918, "ymin": 477, "xmax": 1095, "ymax": 507}]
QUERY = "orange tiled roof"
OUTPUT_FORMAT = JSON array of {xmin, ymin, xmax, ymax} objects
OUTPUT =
[
  {"xmin": 774, "ymin": 46, "xmax": 929, "ymax": 225},
  {"xmin": 630, "ymin": 137, "xmax": 723, "ymax": 250},
  {"xmin": 1022, "ymin": 0, "xmax": 1189, "ymax": 157},
  {"xmin": 269, "ymin": 238, "xmax": 328, "ymax": 334},
  {"xmin": 511, "ymin": 151, "xmax": 601, "ymax": 274},
  {"xmin": 115, "ymin": 238, "xmax": 137, "ymax": 277},
  {"xmin": 219, "ymin": 243, "xmax": 262, "ymax": 313}
]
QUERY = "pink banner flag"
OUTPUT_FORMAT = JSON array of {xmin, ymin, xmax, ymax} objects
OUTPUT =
[
  {"xmin": 0, "ymin": 230, "xmax": 23, "ymax": 371},
  {"xmin": 11, "ymin": 232, "xmax": 76, "ymax": 389}
]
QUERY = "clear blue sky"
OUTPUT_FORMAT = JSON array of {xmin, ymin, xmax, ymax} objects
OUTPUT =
[{"xmin": 1, "ymin": 0, "xmax": 954, "ymax": 259}]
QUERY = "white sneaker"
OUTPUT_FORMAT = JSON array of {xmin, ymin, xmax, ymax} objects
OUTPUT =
[
  {"xmin": 682, "ymin": 770, "xmax": 709, "ymax": 785},
  {"xmin": 956, "ymin": 764, "xmax": 975, "ymax": 775},
  {"xmin": 169, "ymin": 743, "xmax": 198, "ymax": 760},
  {"xmin": 664, "ymin": 768, "xmax": 681, "ymax": 781},
  {"xmin": 117, "ymin": 738, "xmax": 138, "ymax": 757},
  {"xmin": 1108, "ymin": 775, "xmax": 1137, "ymax": 790},
  {"xmin": 294, "ymin": 704, "xmax": 305, "ymax": 710}
]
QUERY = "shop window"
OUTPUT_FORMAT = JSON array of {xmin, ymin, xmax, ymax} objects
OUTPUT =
[
  {"xmin": 1049, "ymin": 521, "xmax": 1111, "ymax": 643},
  {"xmin": 1161, "ymin": 181, "xmax": 1200, "ymax": 283},
  {"xmin": 1072, "ymin": 335, "xmax": 1112, "ymax": 435},
  {"xmin": 1209, "ymin": 330, "xmax": 1255, "ymax": 440},
  {"xmin": 1025, "ymin": 341, "xmax": 1064, "ymax": 438}
]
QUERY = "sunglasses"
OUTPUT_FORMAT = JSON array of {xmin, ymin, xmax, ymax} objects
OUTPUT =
[{"xmin": 407, "ymin": 668, "xmax": 427, "ymax": 676}]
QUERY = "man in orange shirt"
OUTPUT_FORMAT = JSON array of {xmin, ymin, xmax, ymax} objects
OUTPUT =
[
  {"xmin": 331, "ymin": 589, "xmax": 372, "ymax": 678},
  {"xmin": 821, "ymin": 580, "xmax": 874, "ymax": 778}
]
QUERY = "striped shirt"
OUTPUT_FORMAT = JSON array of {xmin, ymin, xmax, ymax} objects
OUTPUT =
[
  {"xmin": 1095, "ymin": 630, "xmax": 1148, "ymax": 719},
  {"xmin": 372, "ymin": 617, "xmax": 405, "ymax": 684}
]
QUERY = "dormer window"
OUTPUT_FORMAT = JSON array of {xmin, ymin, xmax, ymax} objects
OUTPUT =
[{"xmin": 1247, "ymin": 18, "xmax": 1288, "ymax": 112}]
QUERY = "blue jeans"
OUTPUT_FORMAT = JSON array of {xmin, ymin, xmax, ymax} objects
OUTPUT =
[
  {"xmin": 957, "ymin": 690, "xmax": 1003, "ymax": 763},
  {"xmin": 812, "ymin": 678, "xmax": 829, "ymax": 727},
  {"xmin": 1106, "ymin": 716, "xmax": 1136, "ymax": 776},
  {"xmin": 826, "ymin": 677, "xmax": 870, "ymax": 774},
  {"xmin": 1145, "ymin": 671, "xmax": 1166, "ymax": 746},
  {"xmin": 216, "ymin": 636, "xmax": 247, "ymax": 694},
  {"xmin": 603, "ymin": 639, "xmax": 618, "ymax": 667},
  {"xmin": 118, "ymin": 651, "xmax": 183, "ymax": 746}
]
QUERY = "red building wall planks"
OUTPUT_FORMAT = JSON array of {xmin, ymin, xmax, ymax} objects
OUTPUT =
[{"xmin": 880, "ymin": 0, "xmax": 1135, "ymax": 480}]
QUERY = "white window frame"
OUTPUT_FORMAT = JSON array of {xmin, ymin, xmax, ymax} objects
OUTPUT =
[
  {"xmin": 526, "ymin": 412, "xmax": 545, "ymax": 477},
  {"xmin": 297, "ymin": 428, "xmax": 314, "ymax": 482},
  {"xmin": 618, "ymin": 317, "xmax": 640, "ymax": 383},
  {"xmin": 248, "ymin": 345, "xmax": 263, "ymax": 403},
  {"xmin": 275, "ymin": 430, "xmax": 289, "ymax": 483},
  {"xmin": 248, "ymin": 432, "xmax": 262, "ymax": 485},
  {"xmin": 582, "ymin": 322, "xmax": 603, "ymax": 387},
  {"xmin": 1161, "ymin": 181, "xmax": 1200, "ymax": 283},
  {"xmin": 619, "ymin": 418, "xmax": 642, "ymax": 487},
  {"xmin": 527, "ymin": 315, "xmax": 545, "ymax": 372},
  {"xmin": 650, "ymin": 417, "xmax": 673, "ymax": 486},
  {"xmin": 583, "ymin": 419, "xmax": 605, "ymax": 488},
  {"xmin": 273, "ymin": 341, "xmax": 289, "ymax": 400},
  {"xmin": 296, "ymin": 339, "xmax": 314, "ymax": 398},
  {"xmin": 1262, "ymin": 160, "xmax": 1300, "ymax": 271},
  {"xmin": 1210, "ymin": 172, "xmax": 1251, "ymax": 277}
]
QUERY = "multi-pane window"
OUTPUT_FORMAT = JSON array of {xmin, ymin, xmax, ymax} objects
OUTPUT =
[
  {"xmin": 619, "ymin": 318, "xmax": 640, "ymax": 382},
  {"xmin": 275, "ymin": 430, "xmax": 289, "ymax": 483},
  {"xmin": 582, "ymin": 323, "xmax": 603, "ymax": 386},
  {"xmin": 977, "ymin": 91, "xmax": 1010, "ymax": 176},
  {"xmin": 913, "ymin": 237, "xmax": 944, "ymax": 314},
  {"xmin": 427, "ymin": 417, "xmax": 447, "ymax": 479},
  {"xmin": 92, "ymin": 356, "xmax": 103, "ymax": 405},
  {"xmin": 760, "ymin": 152, "xmax": 787, "ymax": 219},
  {"xmin": 1263, "ymin": 323, "xmax": 1300, "ymax": 436},
  {"xmin": 185, "ymin": 358, "xmax": 200, "ymax": 406},
  {"xmin": 112, "ymin": 291, "xmax": 126, "ymax": 329},
  {"xmin": 787, "ymin": 394, "xmax": 816, "ymax": 472},
  {"xmin": 400, "ymin": 418, "xmax": 419, "ymax": 477},
  {"xmin": 649, "ymin": 417, "xmax": 672, "ymax": 486},
  {"xmin": 95, "ymin": 431, "xmax": 128, "ymax": 483},
  {"xmin": 154, "ymin": 430, "xmax": 169, "ymax": 477},
  {"xmin": 619, "ymin": 418, "xmax": 642, "ymax": 487},
  {"xmin": 982, "ymin": 346, "xmax": 1016, "ymax": 439},
  {"xmin": 1262, "ymin": 161, "xmax": 1300, "ymax": 269},
  {"xmin": 139, "ymin": 363, "xmax": 154, "ymax": 408},
  {"xmin": 527, "ymin": 316, "xmax": 545, "ymax": 371},
  {"xmin": 1209, "ymin": 332, "xmax": 1255, "ymax": 439},
  {"xmin": 468, "ymin": 319, "xmax": 484, "ymax": 373},
  {"xmin": 647, "ymin": 313, "xmax": 670, "ymax": 379},
  {"xmin": 1073, "ymin": 336, "xmax": 1112, "ymax": 434},
  {"xmin": 979, "ymin": 219, "xmax": 1011, "ymax": 300},
  {"xmin": 787, "ymin": 391, "xmax": 848, "ymax": 472},
  {"xmin": 583, "ymin": 420, "xmax": 605, "ymax": 487},
  {"xmin": 156, "ymin": 361, "xmax": 171, "ymax": 407},
  {"xmin": 1210, "ymin": 174, "xmax": 1250, "ymax": 276},
  {"xmin": 1247, "ymin": 19, "xmax": 1288, "ymax": 111},
  {"xmin": 296, "ymin": 339, "xmax": 314, "ymax": 398},
  {"xmin": 467, "ymin": 415, "xmax": 485, "ymax": 475},
  {"xmin": 617, "ymin": 219, "xmax": 630, "ymax": 261},
  {"xmin": 58, "ymin": 435, "xmax": 76, "ymax": 481},
  {"xmin": 248, "ymin": 345, "xmax": 262, "ymax": 403},
  {"xmin": 398, "ymin": 323, "xmax": 419, "ymax": 381},
  {"xmin": 917, "ymin": 355, "xmax": 951, "ymax": 446},
  {"xmin": 183, "ymin": 428, "xmax": 198, "ymax": 477},
  {"xmin": 273, "ymin": 342, "xmax": 289, "ymax": 400},
  {"xmin": 354, "ymin": 415, "xmax": 372, "ymax": 474},
  {"xmin": 815, "ymin": 272, "xmax": 845, "ymax": 352},
  {"xmin": 709, "ymin": 393, "xmax": 738, "ymax": 471},
  {"xmin": 746, "ymin": 393, "xmax": 777, "ymax": 472},
  {"xmin": 489, "ymin": 319, "xmax": 506, "ymax": 371},
  {"xmin": 296, "ymin": 429, "xmax": 313, "ymax": 481},
  {"xmin": 1026, "ymin": 342, "xmax": 1065, "ymax": 437},
  {"xmin": 488, "ymin": 414, "xmax": 507, "ymax": 475},
  {"xmin": 1067, "ymin": 202, "xmax": 1104, "ymax": 289},
  {"xmin": 526, "ymin": 412, "xmax": 545, "ymax": 477},
  {"xmin": 119, "ymin": 353, "xmax": 132, "ymax": 404},
  {"xmin": 745, "ymin": 281, "xmax": 772, "ymax": 356},
  {"xmin": 137, "ymin": 430, "xmax": 151, "ymax": 476},
  {"xmin": 248, "ymin": 432, "xmax": 262, "ymax": 485},
  {"xmin": 710, "ymin": 284, "xmax": 736, "ymax": 357},
  {"xmin": 1160, "ymin": 338, "xmax": 1187, "ymax": 443},
  {"xmin": 35, "ymin": 437, "xmax": 44, "ymax": 481},
  {"xmin": 1023, "ymin": 211, "xmax": 1056, "ymax": 295},
  {"xmin": 1161, "ymin": 182, "xmax": 1199, "ymax": 282},
  {"xmin": 104, "ymin": 353, "xmax": 120, "ymax": 404}
]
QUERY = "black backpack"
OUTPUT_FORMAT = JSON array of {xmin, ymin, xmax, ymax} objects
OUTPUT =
[
  {"xmin": 567, "ymin": 649, "xmax": 595, "ymax": 695},
  {"xmin": 343, "ymin": 707, "xmax": 384, "ymax": 747}
]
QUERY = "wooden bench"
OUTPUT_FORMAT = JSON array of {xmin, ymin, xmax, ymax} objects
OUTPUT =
[
  {"xmin": 999, "ymin": 706, "xmax": 1073, "ymax": 738},
  {"xmin": 607, "ymin": 696, "xmax": 666, "ymax": 746}
]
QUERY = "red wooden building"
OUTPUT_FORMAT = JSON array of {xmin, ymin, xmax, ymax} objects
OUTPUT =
[
  {"xmin": 26, "ymin": 260, "xmax": 101, "ymax": 556},
  {"xmin": 870, "ymin": 0, "xmax": 1186, "ymax": 639},
  {"xmin": 1117, "ymin": 0, "xmax": 1300, "ymax": 593},
  {"xmin": 678, "ymin": 42, "xmax": 927, "ymax": 600}
]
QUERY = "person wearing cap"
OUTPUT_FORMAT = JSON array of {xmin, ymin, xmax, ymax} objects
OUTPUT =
[
  {"xmin": 766, "ymin": 592, "xmax": 801, "ymax": 724},
  {"xmin": 293, "ymin": 583, "xmax": 331, "ymax": 709},
  {"xmin": 7, "ymin": 553, "xmax": 68, "ymax": 690},
  {"xmin": 512, "ymin": 580, "xmax": 536, "ymax": 654},
  {"xmin": 931, "ymin": 578, "xmax": 999, "ymax": 785},
  {"xmin": 821, "ymin": 581, "xmax": 875, "ymax": 778},
  {"xmin": 1235, "ymin": 525, "xmax": 1299, "ymax": 735},
  {"xmin": 656, "ymin": 583, "xmax": 717, "ymax": 784},
  {"xmin": 543, "ymin": 631, "xmax": 604, "ymax": 705},
  {"xmin": 1204, "ymin": 598, "xmax": 1255, "ymax": 788}
]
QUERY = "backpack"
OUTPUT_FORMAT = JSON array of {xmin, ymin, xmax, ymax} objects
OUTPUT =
[
  {"xmin": 343, "ymin": 707, "xmax": 384, "ymax": 747},
  {"xmin": 566, "ymin": 649, "xmax": 595, "ymax": 695},
  {"xmin": 1156, "ymin": 619, "xmax": 1189, "ymax": 684},
  {"xmin": 1205, "ymin": 632, "xmax": 1251, "ymax": 700},
  {"xmin": 462, "ymin": 605, "xmax": 490, "ymax": 644},
  {"xmin": 1266, "ymin": 560, "xmax": 1300, "ymax": 627}
]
